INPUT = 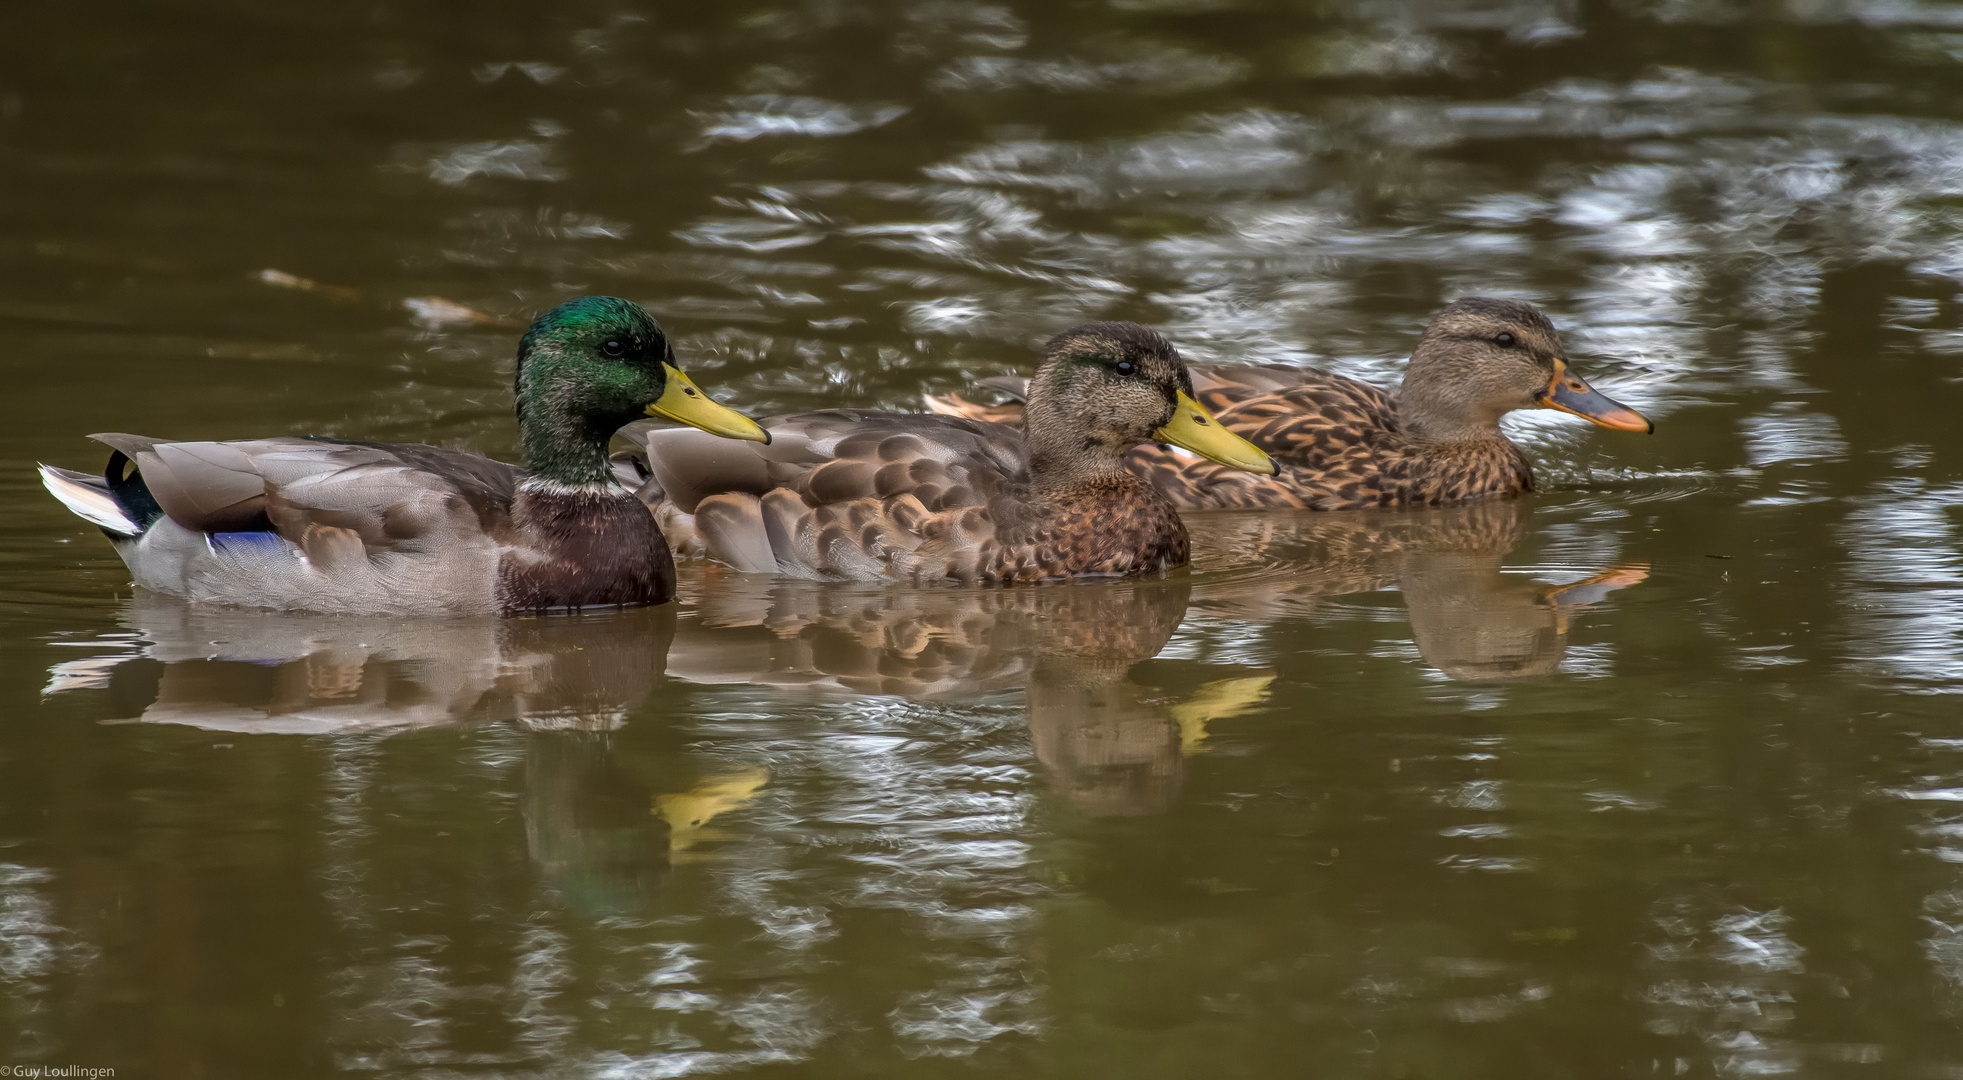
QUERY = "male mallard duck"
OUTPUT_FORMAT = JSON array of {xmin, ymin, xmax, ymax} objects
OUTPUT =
[
  {"xmin": 614, "ymin": 322, "xmax": 1277, "ymax": 582},
  {"xmin": 38, "ymin": 296, "xmax": 768, "ymax": 615},
  {"xmin": 925, "ymin": 297, "xmax": 1651, "ymax": 511}
]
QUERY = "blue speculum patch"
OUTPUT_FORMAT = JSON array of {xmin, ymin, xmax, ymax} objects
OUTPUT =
[{"xmin": 208, "ymin": 530, "xmax": 285, "ymax": 552}]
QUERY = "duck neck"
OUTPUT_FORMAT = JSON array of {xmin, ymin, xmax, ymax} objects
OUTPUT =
[
  {"xmin": 1397, "ymin": 371, "xmax": 1508, "ymax": 447},
  {"xmin": 520, "ymin": 405, "xmax": 625, "ymax": 492},
  {"xmin": 1023, "ymin": 397, "xmax": 1135, "ymax": 496}
]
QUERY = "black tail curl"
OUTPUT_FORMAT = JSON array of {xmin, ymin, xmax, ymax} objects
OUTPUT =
[{"xmin": 104, "ymin": 450, "xmax": 165, "ymax": 532}]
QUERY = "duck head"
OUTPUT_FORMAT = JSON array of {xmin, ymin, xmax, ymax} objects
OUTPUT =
[
  {"xmin": 1398, "ymin": 298, "xmax": 1651, "ymax": 444},
  {"xmin": 516, "ymin": 296, "xmax": 767, "ymax": 486},
  {"xmin": 1023, "ymin": 321, "xmax": 1277, "ymax": 490}
]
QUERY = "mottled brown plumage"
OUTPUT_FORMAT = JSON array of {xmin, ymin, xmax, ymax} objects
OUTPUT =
[
  {"xmin": 927, "ymin": 298, "xmax": 1651, "ymax": 511},
  {"xmin": 617, "ymin": 322, "xmax": 1272, "ymax": 583}
]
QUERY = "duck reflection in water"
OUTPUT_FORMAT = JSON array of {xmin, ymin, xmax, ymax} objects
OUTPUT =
[
  {"xmin": 1191, "ymin": 496, "xmax": 1646, "ymax": 682},
  {"xmin": 668, "ymin": 576, "xmax": 1270, "ymax": 817},
  {"xmin": 45, "ymin": 595, "xmax": 674, "ymax": 732},
  {"xmin": 521, "ymin": 739, "xmax": 768, "ymax": 917},
  {"xmin": 42, "ymin": 599, "xmax": 723, "ymax": 915},
  {"xmin": 42, "ymin": 496, "xmax": 1641, "ymax": 860}
]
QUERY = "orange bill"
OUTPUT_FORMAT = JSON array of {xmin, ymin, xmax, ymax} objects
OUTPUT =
[{"xmin": 1538, "ymin": 359, "xmax": 1652, "ymax": 433}]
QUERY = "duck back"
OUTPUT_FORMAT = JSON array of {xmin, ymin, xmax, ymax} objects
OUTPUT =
[{"xmin": 620, "ymin": 413, "xmax": 1189, "ymax": 583}]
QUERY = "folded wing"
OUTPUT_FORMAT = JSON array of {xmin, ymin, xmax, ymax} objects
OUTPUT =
[
  {"xmin": 620, "ymin": 412, "xmax": 1045, "ymax": 580},
  {"xmin": 65, "ymin": 434, "xmax": 520, "ymax": 612}
]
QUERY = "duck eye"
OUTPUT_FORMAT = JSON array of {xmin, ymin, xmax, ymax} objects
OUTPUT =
[
  {"xmin": 602, "ymin": 339, "xmax": 627, "ymax": 357},
  {"xmin": 1114, "ymin": 360, "xmax": 1136, "ymax": 376},
  {"xmin": 1494, "ymin": 332, "xmax": 1517, "ymax": 348}
]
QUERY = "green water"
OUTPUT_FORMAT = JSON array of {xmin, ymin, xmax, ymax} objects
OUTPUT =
[{"xmin": 5, "ymin": 1, "xmax": 1963, "ymax": 1076}]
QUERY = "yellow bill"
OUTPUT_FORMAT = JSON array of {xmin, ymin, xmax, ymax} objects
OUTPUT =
[
  {"xmin": 1155, "ymin": 391, "xmax": 1278, "ymax": 475},
  {"xmin": 647, "ymin": 363, "xmax": 771, "ymax": 443}
]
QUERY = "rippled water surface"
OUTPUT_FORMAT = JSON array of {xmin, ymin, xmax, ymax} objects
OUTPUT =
[{"xmin": 6, "ymin": 1, "xmax": 1963, "ymax": 1076}]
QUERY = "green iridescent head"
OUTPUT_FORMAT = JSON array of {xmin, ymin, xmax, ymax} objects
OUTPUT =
[{"xmin": 514, "ymin": 296, "xmax": 766, "ymax": 485}]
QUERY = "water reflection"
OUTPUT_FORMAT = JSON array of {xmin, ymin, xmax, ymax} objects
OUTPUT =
[
  {"xmin": 39, "ymin": 599, "xmax": 718, "ymax": 917},
  {"xmin": 521, "ymin": 734, "xmax": 772, "ymax": 918},
  {"xmin": 1193, "ymin": 498, "xmax": 1646, "ymax": 682},
  {"xmin": 523, "ymin": 732, "xmax": 672, "ymax": 917},
  {"xmin": 44, "ymin": 499, "xmax": 1641, "ymax": 818},
  {"xmin": 672, "ymin": 575, "xmax": 1270, "ymax": 816},
  {"xmin": 46, "ymin": 596, "xmax": 673, "ymax": 734},
  {"xmin": 1638, "ymin": 898, "xmax": 1809, "ymax": 1075},
  {"xmin": 28, "ymin": 511, "xmax": 1646, "ymax": 1055}
]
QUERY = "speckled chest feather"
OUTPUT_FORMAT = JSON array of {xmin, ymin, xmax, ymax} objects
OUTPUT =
[{"xmin": 981, "ymin": 473, "xmax": 1190, "ymax": 582}]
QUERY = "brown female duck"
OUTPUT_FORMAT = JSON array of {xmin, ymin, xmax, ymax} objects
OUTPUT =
[
  {"xmin": 926, "ymin": 298, "xmax": 1651, "ymax": 511},
  {"xmin": 614, "ymin": 322, "xmax": 1277, "ymax": 582}
]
